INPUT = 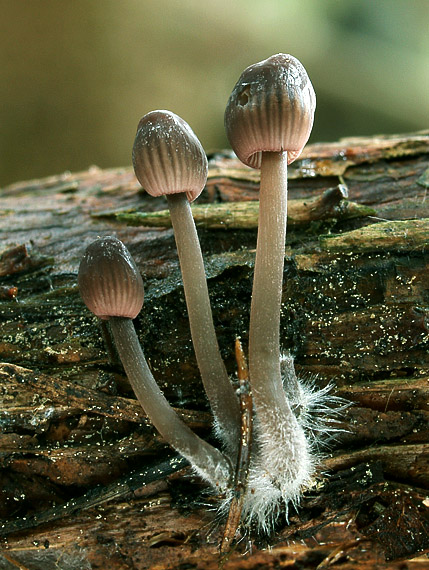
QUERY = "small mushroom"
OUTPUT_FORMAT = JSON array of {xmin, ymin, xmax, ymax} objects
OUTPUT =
[
  {"xmin": 132, "ymin": 110, "xmax": 240, "ymax": 455},
  {"xmin": 78, "ymin": 236, "xmax": 232, "ymax": 490},
  {"xmin": 224, "ymin": 54, "xmax": 316, "ymax": 521}
]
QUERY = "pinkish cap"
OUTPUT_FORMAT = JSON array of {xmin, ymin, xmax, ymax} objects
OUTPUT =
[
  {"xmin": 225, "ymin": 54, "xmax": 316, "ymax": 169},
  {"xmin": 78, "ymin": 236, "xmax": 144, "ymax": 320},
  {"xmin": 132, "ymin": 110, "xmax": 208, "ymax": 202}
]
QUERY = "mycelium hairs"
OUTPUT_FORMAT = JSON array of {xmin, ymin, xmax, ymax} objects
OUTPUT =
[
  {"xmin": 218, "ymin": 354, "xmax": 349, "ymax": 534},
  {"xmin": 78, "ymin": 53, "xmax": 348, "ymax": 542}
]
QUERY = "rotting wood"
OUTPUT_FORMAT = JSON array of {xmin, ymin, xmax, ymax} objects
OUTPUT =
[
  {"xmin": 93, "ymin": 184, "xmax": 375, "ymax": 230},
  {"xmin": 0, "ymin": 132, "xmax": 428, "ymax": 569}
]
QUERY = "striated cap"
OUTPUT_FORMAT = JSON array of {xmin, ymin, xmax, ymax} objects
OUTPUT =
[
  {"xmin": 132, "ymin": 110, "xmax": 208, "ymax": 202},
  {"xmin": 224, "ymin": 54, "xmax": 316, "ymax": 169},
  {"xmin": 78, "ymin": 236, "xmax": 144, "ymax": 320}
]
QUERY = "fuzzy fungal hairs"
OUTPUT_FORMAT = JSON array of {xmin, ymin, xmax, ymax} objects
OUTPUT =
[{"xmin": 219, "ymin": 352, "xmax": 348, "ymax": 535}]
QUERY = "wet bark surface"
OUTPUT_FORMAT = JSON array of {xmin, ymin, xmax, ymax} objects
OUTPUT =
[{"xmin": 0, "ymin": 132, "xmax": 428, "ymax": 569}]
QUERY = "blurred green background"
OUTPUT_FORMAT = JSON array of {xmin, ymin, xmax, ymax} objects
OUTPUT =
[{"xmin": 1, "ymin": 0, "xmax": 428, "ymax": 187}]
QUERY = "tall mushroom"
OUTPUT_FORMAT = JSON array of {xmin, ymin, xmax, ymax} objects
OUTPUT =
[
  {"xmin": 78, "ymin": 236, "xmax": 232, "ymax": 490},
  {"xmin": 224, "ymin": 54, "xmax": 317, "ymax": 520},
  {"xmin": 132, "ymin": 110, "xmax": 240, "ymax": 455}
]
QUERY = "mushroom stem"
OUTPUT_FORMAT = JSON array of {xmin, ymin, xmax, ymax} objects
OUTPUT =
[
  {"xmin": 109, "ymin": 315, "xmax": 232, "ymax": 490},
  {"xmin": 248, "ymin": 151, "xmax": 288, "ymax": 406},
  {"xmin": 247, "ymin": 151, "xmax": 312, "ymax": 508},
  {"xmin": 166, "ymin": 193, "xmax": 241, "ymax": 453}
]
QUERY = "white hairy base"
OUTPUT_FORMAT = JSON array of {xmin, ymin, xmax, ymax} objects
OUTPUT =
[
  {"xmin": 218, "ymin": 353, "xmax": 348, "ymax": 534},
  {"xmin": 242, "ymin": 403, "xmax": 314, "ymax": 532}
]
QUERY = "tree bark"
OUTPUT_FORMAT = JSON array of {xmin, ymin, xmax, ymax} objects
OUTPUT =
[{"xmin": 0, "ymin": 132, "xmax": 428, "ymax": 569}]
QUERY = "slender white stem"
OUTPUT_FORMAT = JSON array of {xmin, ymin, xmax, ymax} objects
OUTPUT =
[
  {"xmin": 247, "ymin": 152, "xmax": 311, "ymax": 501},
  {"xmin": 166, "ymin": 193, "xmax": 241, "ymax": 455},
  {"xmin": 109, "ymin": 316, "xmax": 232, "ymax": 490},
  {"xmin": 248, "ymin": 151, "xmax": 288, "ymax": 406}
]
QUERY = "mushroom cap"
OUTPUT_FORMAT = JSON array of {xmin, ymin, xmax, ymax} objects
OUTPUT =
[
  {"xmin": 132, "ymin": 110, "xmax": 208, "ymax": 202},
  {"xmin": 78, "ymin": 236, "xmax": 144, "ymax": 320},
  {"xmin": 224, "ymin": 53, "xmax": 316, "ymax": 169}
]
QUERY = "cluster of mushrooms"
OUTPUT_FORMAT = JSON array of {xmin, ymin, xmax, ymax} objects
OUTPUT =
[{"xmin": 78, "ymin": 54, "xmax": 340, "ymax": 541}]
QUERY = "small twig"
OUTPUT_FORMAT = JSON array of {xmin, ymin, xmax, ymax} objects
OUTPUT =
[{"xmin": 220, "ymin": 339, "xmax": 253, "ymax": 555}]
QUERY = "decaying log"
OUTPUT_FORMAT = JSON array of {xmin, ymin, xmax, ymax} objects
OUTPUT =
[{"xmin": 0, "ymin": 132, "xmax": 428, "ymax": 569}]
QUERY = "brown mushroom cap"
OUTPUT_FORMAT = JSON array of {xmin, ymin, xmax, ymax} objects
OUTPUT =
[
  {"xmin": 224, "ymin": 53, "xmax": 316, "ymax": 169},
  {"xmin": 132, "ymin": 110, "xmax": 208, "ymax": 202},
  {"xmin": 78, "ymin": 236, "xmax": 144, "ymax": 320}
]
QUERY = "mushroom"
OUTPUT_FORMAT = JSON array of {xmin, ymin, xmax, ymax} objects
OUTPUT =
[
  {"xmin": 78, "ymin": 236, "xmax": 232, "ymax": 490},
  {"xmin": 224, "ymin": 54, "xmax": 317, "ymax": 520},
  {"xmin": 132, "ymin": 110, "xmax": 240, "ymax": 455}
]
